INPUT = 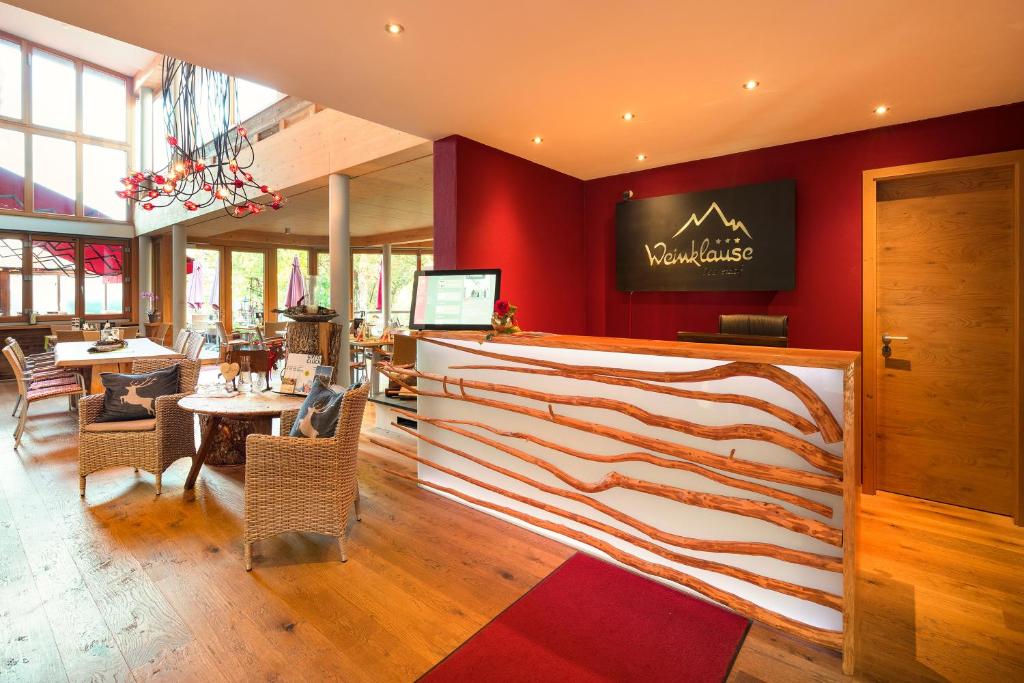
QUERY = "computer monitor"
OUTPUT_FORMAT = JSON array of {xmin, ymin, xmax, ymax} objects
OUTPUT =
[{"xmin": 409, "ymin": 269, "xmax": 501, "ymax": 330}]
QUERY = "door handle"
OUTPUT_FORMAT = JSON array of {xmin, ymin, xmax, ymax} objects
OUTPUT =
[{"xmin": 881, "ymin": 333, "xmax": 908, "ymax": 358}]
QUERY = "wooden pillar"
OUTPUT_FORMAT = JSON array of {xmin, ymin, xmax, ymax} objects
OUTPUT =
[
  {"xmin": 329, "ymin": 173, "xmax": 351, "ymax": 385},
  {"xmin": 137, "ymin": 235, "xmax": 151, "ymax": 336}
]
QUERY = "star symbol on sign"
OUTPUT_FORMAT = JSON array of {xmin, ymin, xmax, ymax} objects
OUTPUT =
[
  {"xmin": 734, "ymin": 237, "xmax": 742, "ymax": 244},
  {"xmin": 715, "ymin": 238, "xmax": 721, "ymax": 244}
]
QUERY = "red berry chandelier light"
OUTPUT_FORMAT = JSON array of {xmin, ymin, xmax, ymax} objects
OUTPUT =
[{"xmin": 117, "ymin": 57, "xmax": 283, "ymax": 218}]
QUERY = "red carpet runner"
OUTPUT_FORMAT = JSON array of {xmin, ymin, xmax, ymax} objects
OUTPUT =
[{"xmin": 419, "ymin": 553, "xmax": 750, "ymax": 682}]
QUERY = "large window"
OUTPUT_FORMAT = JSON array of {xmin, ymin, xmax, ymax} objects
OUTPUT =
[
  {"xmin": 276, "ymin": 248, "xmax": 309, "ymax": 318},
  {"xmin": 0, "ymin": 32, "xmax": 130, "ymax": 222},
  {"xmin": 231, "ymin": 250, "xmax": 265, "ymax": 327},
  {"xmin": 185, "ymin": 247, "xmax": 221, "ymax": 320},
  {"xmin": 0, "ymin": 232, "xmax": 129, "ymax": 320}
]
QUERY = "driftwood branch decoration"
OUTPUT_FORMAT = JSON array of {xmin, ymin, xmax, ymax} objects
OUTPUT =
[
  {"xmin": 386, "ymin": 364, "xmax": 841, "ymax": 475},
  {"xmin": 379, "ymin": 363, "xmax": 842, "ymax": 495},
  {"xmin": 370, "ymin": 438, "xmax": 841, "ymax": 610},
  {"xmin": 421, "ymin": 337, "xmax": 843, "ymax": 443},
  {"xmin": 392, "ymin": 416, "xmax": 841, "ymax": 546},
  {"xmin": 426, "ymin": 414, "xmax": 832, "ymax": 516},
  {"xmin": 398, "ymin": 409, "xmax": 832, "ymax": 518},
  {"xmin": 373, "ymin": 458, "xmax": 842, "ymax": 649},
  {"xmin": 450, "ymin": 364, "xmax": 819, "ymax": 435},
  {"xmin": 367, "ymin": 435, "xmax": 841, "ymax": 572}
]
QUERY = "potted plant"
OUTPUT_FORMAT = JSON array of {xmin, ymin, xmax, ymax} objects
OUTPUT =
[{"xmin": 141, "ymin": 291, "xmax": 159, "ymax": 322}]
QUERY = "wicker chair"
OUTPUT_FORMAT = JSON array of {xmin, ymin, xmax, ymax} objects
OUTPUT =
[
  {"xmin": 3, "ymin": 345, "xmax": 84, "ymax": 448},
  {"xmin": 5, "ymin": 338, "xmax": 79, "ymax": 417},
  {"xmin": 172, "ymin": 329, "xmax": 190, "ymax": 353},
  {"xmin": 183, "ymin": 330, "xmax": 205, "ymax": 361},
  {"xmin": 78, "ymin": 357, "xmax": 200, "ymax": 497},
  {"xmin": 243, "ymin": 382, "xmax": 370, "ymax": 570}
]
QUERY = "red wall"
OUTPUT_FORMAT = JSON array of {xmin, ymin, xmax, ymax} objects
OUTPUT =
[
  {"xmin": 435, "ymin": 102, "xmax": 1024, "ymax": 349},
  {"xmin": 434, "ymin": 135, "xmax": 587, "ymax": 334},
  {"xmin": 584, "ymin": 102, "xmax": 1024, "ymax": 350}
]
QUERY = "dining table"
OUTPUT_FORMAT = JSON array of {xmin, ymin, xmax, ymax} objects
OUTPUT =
[{"xmin": 53, "ymin": 337, "xmax": 183, "ymax": 394}]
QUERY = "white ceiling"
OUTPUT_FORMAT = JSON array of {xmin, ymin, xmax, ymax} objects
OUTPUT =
[
  {"xmin": 0, "ymin": 3, "xmax": 155, "ymax": 75},
  {"xmin": 5, "ymin": 1, "xmax": 1024, "ymax": 179}
]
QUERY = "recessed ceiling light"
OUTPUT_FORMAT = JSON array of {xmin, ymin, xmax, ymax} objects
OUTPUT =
[
  {"xmin": 873, "ymin": 104, "xmax": 890, "ymax": 115},
  {"xmin": 385, "ymin": 22, "xmax": 404, "ymax": 35},
  {"xmin": 622, "ymin": 112, "xmax": 636, "ymax": 121},
  {"xmin": 636, "ymin": 153, "xmax": 647, "ymax": 161},
  {"xmin": 531, "ymin": 136, "xmax": 543, "ymax": 144},
  {"xmin": 742, "ymin": 80, "xmax": 759, "ymax": 90}
]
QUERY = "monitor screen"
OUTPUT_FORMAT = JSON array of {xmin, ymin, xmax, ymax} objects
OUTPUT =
[{"xmin": 409, "ymin": 269, "xmax": 501, "ymax": 330}]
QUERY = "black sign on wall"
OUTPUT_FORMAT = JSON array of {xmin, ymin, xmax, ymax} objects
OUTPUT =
[{"xmin": 615, "ymin": 179, "xmax": 796, "ymax": 292}]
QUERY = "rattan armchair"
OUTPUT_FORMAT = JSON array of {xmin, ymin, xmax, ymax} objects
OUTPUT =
[
  {"xmin": 243, "ymin": 383, "xmax": 370, "ymax": 570},
  {"xmin": 78, "ymin": 357, "xmax": 201, "ymax": 497}
]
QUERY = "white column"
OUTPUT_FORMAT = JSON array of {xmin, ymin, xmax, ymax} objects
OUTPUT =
[
  {"xmin": 171, "ymin": 224, "xmax": 187, "ymax": 336},
  {"xmin": 381, "ymin": 243, "xmax": 392, "ymax": 329},
  {"xmin": 328, "ymin": 173, "xmax": 351, "ymax": 385},
  {"xmin": 137, "ymin": 235, "xmax": 151, "ymax": 336}
]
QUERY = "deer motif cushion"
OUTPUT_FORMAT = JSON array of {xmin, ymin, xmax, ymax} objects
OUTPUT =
[
  {"xmin": 289, "ymin": 377, "xmax": 348, "ymax": 439},
  {"xmin": 96, "ymin": 364, "xmax": 181, "ymax": 423}
]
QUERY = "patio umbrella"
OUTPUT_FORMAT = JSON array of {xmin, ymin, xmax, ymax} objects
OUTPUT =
[
  {"xmin": 209, "ymin": 267, "xmax": 220, "ymax": 311},
  {"xmin": 186, "ymin": 259, "xmax": 204, "ymax": 310},
  {"xmin": 376, "ymin": 263, "xmax": 383, "ymax": 311},
  {"xmin": 285, "ymin": 256, "xmax": 306, "ymax": 307}
]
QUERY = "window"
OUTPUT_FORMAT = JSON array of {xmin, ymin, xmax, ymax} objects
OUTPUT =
[
  {"xmin": 83, "ymin": 67, "xmax": 127, "ymax": 141},
  {"xmin": 83, "ymin": 144, "xmax": 127, "ymax": 220},
  {"xmin": 32, "ymin": 135, "xmax": 76, "ymax": 215},
  {"xmin": 1, "ymin": 33, "xmax": 130, "ymax": 222},
  {"xmin": 236, "ymin": 79, "xmax": 284, "ymax": 123},
  {"xmin": 32, "ymin": 239, "xmax": 76, "ymax": 315},
  {"xmin": 0, "ymin": 38, "xmax": 21, "ymax": 119},
  {"xmin": 30, "ymin": 50, "xmax": 75, "ymax": 131},
  {"xmin": 314, "ymin": 251, "xmax": 331, "ymax": 307},
  {"xmin": 82, "ymin": 242, "xmax": 124, "ymax": 315},
  {"xmin": 231, "ymin": 251, "xmax": 264, "ymax": 327},
  {"xmin": 389, "ymin": 252, "xmax": 418, "ymax": 327},
  {"xmin": 0, "ymin": 237, "xmax": 24, "ymax": 317},
  {"xmin": 185, "ymin": 247, "xmax": 221, "ymax": 319},
  {"xmin": 0, "ymin": 128, "xmax": 25, "ymax": 210},
  {"xmin": 276, "ymin": 248, "xmax": 309, "ymax": 318}
]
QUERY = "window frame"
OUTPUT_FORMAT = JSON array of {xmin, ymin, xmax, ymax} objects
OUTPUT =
[
  {"xmin": 0, "ymin": 30, "xmax": 134, "ymax": 225},
  {"xmin": 0, "ymin": 229, "xmax": 131, "ymax": 322}
]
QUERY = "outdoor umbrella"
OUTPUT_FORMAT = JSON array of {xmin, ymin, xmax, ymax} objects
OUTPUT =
[
  {"xmin": 209, "ymin": 267, "xmax": 220, "ymax": 311},
  {"xmin": 285, "ymin": 256, "xmax": 306, "ymax": 307},
  {"xmin": 186, "ymin": 260, "xmax": 204, "ymax": 309}
]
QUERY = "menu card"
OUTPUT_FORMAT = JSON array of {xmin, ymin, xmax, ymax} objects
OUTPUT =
[{"xmin": 280, "ymin": 353, "xmax": 322, "ymax": 394}]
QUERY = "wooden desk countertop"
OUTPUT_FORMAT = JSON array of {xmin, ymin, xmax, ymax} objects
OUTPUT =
[{"xmin": 413, "ymin": 331, "xmax": 860, "ymax": 370}]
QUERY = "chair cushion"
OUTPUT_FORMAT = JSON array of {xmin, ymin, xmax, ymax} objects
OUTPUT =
[
  {"xmin": 83, "ymin": 418, "xmax": 157, "ymax": 433},
  {"xmin": 29, "ymin": 376, "xmax": 79, "ymax": 390},
  {"xmin": 290, "ymin": 378, "xmax": 347, "ymax": 438},
  {"xmin": 26, "ymin": 383, "xmax": 83, "ymax": 401},
  {"xmin": 97, "ymin": 364, "xmax": 180, "ymax": 422}
]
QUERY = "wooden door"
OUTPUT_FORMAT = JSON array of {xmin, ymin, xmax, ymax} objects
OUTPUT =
[{"xmin": 863, "ymin": 152, "xmax": 1023, "ymax": 520}]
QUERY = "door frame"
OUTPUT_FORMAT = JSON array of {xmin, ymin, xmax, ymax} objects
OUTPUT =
[{"xmin": 862, "ymin": 150, "xmax": 1024, "ymax": 524}]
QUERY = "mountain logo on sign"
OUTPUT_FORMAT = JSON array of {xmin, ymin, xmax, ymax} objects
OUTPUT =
[{"xmin": 671, "ymin": 202, "xmax": 752, "ymax": 240}]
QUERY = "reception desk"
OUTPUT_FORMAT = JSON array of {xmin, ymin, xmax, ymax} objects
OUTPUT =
[{"xmin": 373, "ymin": 332, "xmax": 859, "ymax": 672}]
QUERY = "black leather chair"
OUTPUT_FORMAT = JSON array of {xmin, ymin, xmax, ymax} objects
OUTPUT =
[{"xmin": 719, "ymin": 314, "xmax": 789, "ymax": 339}]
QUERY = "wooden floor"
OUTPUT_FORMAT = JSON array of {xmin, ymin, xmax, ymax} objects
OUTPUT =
[{"xmin": 1, "ymin": 386, "xmax": 1021, "ymax": 682}]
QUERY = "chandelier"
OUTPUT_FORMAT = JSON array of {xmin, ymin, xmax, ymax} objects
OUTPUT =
[{"xmin": 117, "ymin": 57, "xmax": 283, "ymax": 218}]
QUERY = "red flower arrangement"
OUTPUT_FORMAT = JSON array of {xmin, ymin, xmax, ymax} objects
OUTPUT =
[{"xmin": 491, "ymin": 299, "xmax": 520, "ymax": 335}]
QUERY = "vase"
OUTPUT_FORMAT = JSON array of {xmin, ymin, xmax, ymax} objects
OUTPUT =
[
  {"xmin": 147, "ymin": 311, "xmax": 158, "ymax": 322},
  {"xmin": 491, "ymin": 314, "xmax": 519, "ymax": 335}
]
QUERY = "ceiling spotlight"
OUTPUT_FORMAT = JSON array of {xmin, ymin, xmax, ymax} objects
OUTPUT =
[
  {"xmin": 742, "ymin": 80, "xmax": 759, "ymax": 90},
  {"xmin": 385, "ymin": 22, "xmax": 404, "ymax": 35},
  {"xmin": 873, "ymin": 104, "xmax": 889, "ymax": 115},
  {"xmin": 532, "ymin": 136, "xmax": 543, "ymax": 144},
  {"xmin": 636, "ymin": 153, "xmax": 647, "ymax": 161},
  {"xmin": 622, "ymin": 112, "xmax": 636, "ymax": 121}
]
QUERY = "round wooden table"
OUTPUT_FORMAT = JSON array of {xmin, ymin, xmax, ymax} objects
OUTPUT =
[{"xmin": 178, "ymin": 391, "xmax": 305, "ymax": 490}]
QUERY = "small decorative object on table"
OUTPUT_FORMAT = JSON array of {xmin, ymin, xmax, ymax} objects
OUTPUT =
[
  {"xmin": 272, "ymin": 303, "xmax": 337, "ymax": 323},
  {"xmin": 87, "ymin": 338, "xmax": 128, "ymax": 353},
  {"xmin": 490, "ymin": 299, "xmax": 521, "ymax": 336}
]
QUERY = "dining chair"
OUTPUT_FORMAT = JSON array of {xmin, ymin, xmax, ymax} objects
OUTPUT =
[
  {"xmin": 78, "ymin": 357, "xmax": 201, "ymax": 496},
  {"xmin": 147, "ymin": 323, "xmax": 171, "ymax": 345},
  {"xmin": 55, "ymin": 330, "xmax": 86, "ymax": 343},
  {"xmin": 184, "ymin": 331, "xmax": 205, "ymax": 361},
  {"xmin": 172, "ymin": 329, "xmax": 190, "ymax": 353},
  {"xmin": 243, "ymin": 382, "xmax": 370, "ymax": 570},
  {"xmin": 4, "ymin": 338, "xmax": 79, "ymax": 417},
  {"xmin": 263, "ymin": 321, "xmax": 288, "ymax": 338},
  {"xmin": 82, "ymin": 330, "xmax": 101, "ymax": 341},
  {"xmin": 3, "ymin": 345, "xmax": 85, "ymax": 448}
]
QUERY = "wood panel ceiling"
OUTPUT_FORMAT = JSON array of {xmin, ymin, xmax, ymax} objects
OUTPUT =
[{"xmin": 187, "ymin": 155, "xmax": 433, "ymax": 242}]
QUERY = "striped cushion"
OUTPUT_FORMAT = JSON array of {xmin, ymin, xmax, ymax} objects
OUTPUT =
[
  {"xmin": 27, "ymin": 383, "xmax": 83, "ymax": 401},
  {"xmin": 29, "ymin": 376, "xmax": 80, "ymax": 390}
]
